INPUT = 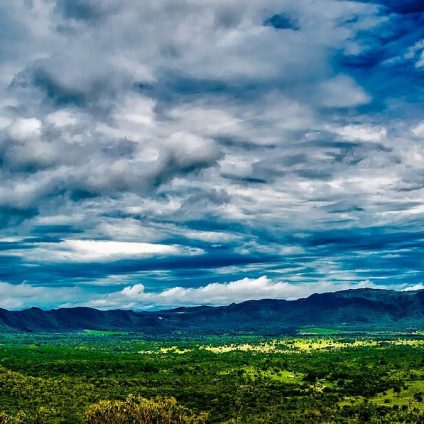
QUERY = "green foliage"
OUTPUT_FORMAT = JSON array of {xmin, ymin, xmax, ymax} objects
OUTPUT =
[
  {"xmin": 0, "ymin": 408, "xmax": 53, "ymax": 424},
  {"xmin": 84, "ymin": 395, "xmax": 208, "ymax": 424},
  {"xmin": 0, "ymin": 332, "xmax": 423, "ymax": 422},
  {"xmin": 298, "ymin": 327, "xmax": 351, "ymax": 335},
  {"xmin": 82, "ymin": 330, "xmax": 129, "ymax": 336}
]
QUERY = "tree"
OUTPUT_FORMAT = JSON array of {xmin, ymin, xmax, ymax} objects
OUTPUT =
[{"xmin": 84, "ymin": 395, "xmax": 208, "ymax": 424}]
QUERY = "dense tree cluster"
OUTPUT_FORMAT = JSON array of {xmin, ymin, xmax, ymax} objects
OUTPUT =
[{"xmin": 84, "ymin": 395, "xmax": 208, "ymax": 424}]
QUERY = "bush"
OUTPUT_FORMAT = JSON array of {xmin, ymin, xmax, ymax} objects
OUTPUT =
[
  {"xmin": 0, "ymin": 411, "xmax": 51, "ymax": 424},
  {"xmin": 84, "ymin": 395, "xmax": 208, "ymax": 424},
  {"xmin": 0, "ymin": 413, "xmax": 10, "ymax": 424},
  {"xmin": 413, "ymin": 392, "xmax": 423, "ymax": 402},
  {"xmin": 0, "ymin": 412, "xmax": 31, "ymax": 424}
]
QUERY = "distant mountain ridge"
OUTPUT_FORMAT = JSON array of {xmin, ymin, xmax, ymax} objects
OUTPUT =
[{"xmin": 1, "ymin": 288, "xmax": 423, "ymax": 334}]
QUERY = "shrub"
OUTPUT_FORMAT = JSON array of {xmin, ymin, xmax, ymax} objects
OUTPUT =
[
  {"xmin": 413, "ymin": 392, "xmax": 423, "ymax": 402},
  {"xmin": 0, "ymin": 411, "xmax": 50, "ymax": 424},
  {"xmin": 0, "ymin": 413, "xmax": 10, "ymax": 424}
]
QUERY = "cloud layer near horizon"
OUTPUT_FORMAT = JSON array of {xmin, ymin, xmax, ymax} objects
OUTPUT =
[
  {"xmin": 1, "ymin": 276, "xmax": 422, "ymax": 310},
  {"xmin": 0, "ymin": 0, "xmax": 423, "ymax": 309}
]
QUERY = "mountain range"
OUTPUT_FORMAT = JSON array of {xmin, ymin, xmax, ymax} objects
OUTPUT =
[{"xmin": 0, "ymin": 288, "xmax": 423, "ymax": 334}]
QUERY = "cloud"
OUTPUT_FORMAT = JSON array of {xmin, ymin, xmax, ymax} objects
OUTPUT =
[
  {"xmin": 7, "ymin": 117, "xmax": 42, "ymax": 140},
  {"xmin": 84, "ymin": 276, "xmax": 380, "ymax": 309},
  {"xmin": 263, "ymin": 13, "xmax": 299, "ymax": 31},
  {"xmin": 0, "ymin": 282, "xmax": 80, "ymax": 310},
  {"xmin": 317, "ymin": 75, "xmax": 371, "ymax": 108},
  {"xmin": 0, "ymin": 0, "xmax": 422, "ymax": 307},
  {"xmin": 328, "ymin": 124, "xmax": 387, "ymax": 143},
  {"xmin": 55, "ymin": 0, "xmax": 116, "ymax": 23},
  {"xmin": 402, "ymin": 283, "xmax": 424, "ymax": 292},
  {"xmin": 0, "ymin": 276, "xmax": 386, "ymax": 311},
  {"xmin": 10, "ymin": 239, "xmax": 187, "ymax": 263}
]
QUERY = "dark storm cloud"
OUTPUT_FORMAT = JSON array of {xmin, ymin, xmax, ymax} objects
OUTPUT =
[
  {"xmin": 0, "ymin": 206, "xmax": 38, "ymax": 228},
  {"xmin": 55, "ymin": 0, "xmax": 106, "ymax": 22},
  {"xmin": 13, "ymin": 64, "xmax": 88, "ymax": 108},
  {"xmin": 304, "ymin": 227, "xmax": 424, "ymax": 251},
  {"xmin": 10, "ymin": 54, "xmax": 129, "ymax": 112},
  {"xmin": 263, "ymin": 13, "xmax": 300, "ymax": 30}
]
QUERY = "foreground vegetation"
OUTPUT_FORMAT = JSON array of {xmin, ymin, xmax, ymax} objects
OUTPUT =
[{"xmin": 0, "ymin": 331, "xmax": 423, "ymax": 423}]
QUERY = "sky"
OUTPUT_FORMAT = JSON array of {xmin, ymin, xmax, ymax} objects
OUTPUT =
[{"xmin": 0, "ymin": 0, "xmax": 423, "ymax": 310}]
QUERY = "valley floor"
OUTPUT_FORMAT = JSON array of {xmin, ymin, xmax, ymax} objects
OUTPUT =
[{"xmin": 0, "ymin": 331, "xmax": 423, "ymax": 423}]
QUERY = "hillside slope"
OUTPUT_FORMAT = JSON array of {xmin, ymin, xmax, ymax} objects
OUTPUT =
[{"xmin": 0, "ymin": 288, "xmax": 423, "ymax": 333}]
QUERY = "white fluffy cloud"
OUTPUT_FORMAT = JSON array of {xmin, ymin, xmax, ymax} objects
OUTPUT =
[
  {"xmin": 2, "ymin": 276, "xmax": 420, "ymax": 311},
  {"xmin": 84, "ymin": 276, "xmax": 380, "ymax": 309},
  {"xmin": 317, "ymin": 75, "xmax": 370, "ymax": 108},
  {"xmin": 0, "ymin": 282, "xmax": 80, "ymax": 309},
  {"xmin": 10, "ymin": 239, "xmax": 188, "ymax": 262},
  {"xmin": 403, "ymin": 284, "xmax": 424, "ymax": 292},
  {"xmin": 8, "ymin": 117, "xmax": 42, "ymax": 140},
  {"xmin": 329, "ymin": 124, "xmax": 387, "ymax": 143}
]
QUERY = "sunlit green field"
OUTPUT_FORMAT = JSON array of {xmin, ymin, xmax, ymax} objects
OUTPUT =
[{"xmin": 0, "ymin": 332, "xmax": 423, "ymax": 423}]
